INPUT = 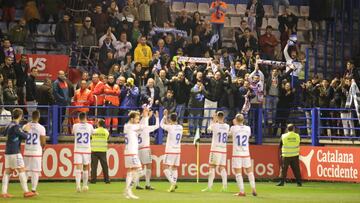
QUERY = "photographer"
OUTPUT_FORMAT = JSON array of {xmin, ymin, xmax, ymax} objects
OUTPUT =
[{"xmin": 119, "ymin": 78, "xmax": 140, "ymax": 127}]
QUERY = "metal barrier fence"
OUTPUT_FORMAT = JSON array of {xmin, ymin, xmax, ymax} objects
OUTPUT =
[{"xmin": 0, "ymin": 105, "xmax": 359, "ymax": 145}]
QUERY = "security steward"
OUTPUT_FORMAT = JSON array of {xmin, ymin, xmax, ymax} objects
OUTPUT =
[
  {"xmin": 90, "ymin": 119, "xmax": 110, "ymax": 184},
  {"xmin": 277, "ymin": 124, "xmax": 302, "ymax": 187}
]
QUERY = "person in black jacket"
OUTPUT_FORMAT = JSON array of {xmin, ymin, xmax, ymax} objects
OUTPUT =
[
  {"xmin": 14, "ymin": 55, "xmax": 29, "ymax": 106},
  {"xmin": 26, "ymin": 67, "xmax": 38, "ymax": 116},
  {"xmin": 0, "ymin": 56, "xmax": 16, "ymax": 84},
  {"xmin": 185, "ymin": 35, "xmax": 206, "ymax": 57},
  {"xmin": 278, "ymin": 7, "xmax": 298, "ymax": 50},
  {"xmin": 141, "ymin": 78, "xmax": 161, "ymax": 108},
  {"xmin": 318, "ymin": 79, "xmax": 334, "ymax": 136},
  {"xmin": 188, "ymin": 81, "xmax": 206, "ymax": 136},
  {"xmin": 246, "ymin": 0, "xmax": 265, "ymax": 38},
  {"xmin": 3, "ymin": 79, "xmax": 18, "ymax": 111},
  {"xmin": 36, "ymin": 78, "xmax": 54, "ymax": 126},
  {"xmin": 55, "ymin": 13, "xmax": 76, "ymax": 53},
  {"xmin": 273, "ymin": 81, "xmax": 295, "ymax": 137}
]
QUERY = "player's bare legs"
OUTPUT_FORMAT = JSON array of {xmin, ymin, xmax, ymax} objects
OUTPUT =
[
  {"xmin": 245, "ymin": 167, "xmax": 257, "ymax": 196},
  {"xmin": 233, "ymin": 167, "xmax": 245, "ymax": 196},
  {"xmin": 82, "ymin": 164, "xmax": 90, "ymax": 192}
]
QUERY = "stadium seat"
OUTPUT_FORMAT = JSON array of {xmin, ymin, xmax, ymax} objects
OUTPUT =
[
  {"xmin": 198, "ymin": 3, "xmax": 210, "ymax": 14},
  {"xmin": 15, "ymin": 9, "xmax": 24, "ymax": 21},
  {"xmin": 267, "ymin": 18, "xmax": 279, "ymax": 29},
  {"xmin": 230, "ymin": 16, "xmax": 241, "ymax": 28},
  {"xmin": 272, "ymin": 30, "xmax": 281, "ymax": 40},
  {"xmin": 236, "ymin": 4, "xmax": 247, "ymax": 16},
  {"xmin": 38, "ymin": 24, "xmax": 51, "ymax": 35},
  {"xmin": 0, "ymin": 22, "xmax": 7, "ymax": 33},
  {"xmin": 261, "ymin": 18, "xmax": 268, "ymax": 29},
  {"xmin": 297, "ymin": 19, "xmax": 310, "ymax": 31},
  {"xmin": 185, "ymin": 2, "xmax": 198, "ymax": 13},
  {"xmin": 279, "ymin": 5, "xmax": 286, "ymax": 15},
  {"xmin": 172, "ymin": 2, "xmax": 184, "ymax": 12},
  {"xmin": 263, "ymin": 5, "xmax": 274, "ymax": 17},
  {"xmin": 227, "ymin": 4, "xmax": 237, "ymax": 16},
  {"xmin": 289, "ymin": 5, "xmax": 299, "ymax": 16},
  {"xmin": 299, "ymin": 6, "xmax": 309, "ymax": 17},
  {"xmin": 224, "ymin": 17, "xmax": 231, "ymax": 28}
]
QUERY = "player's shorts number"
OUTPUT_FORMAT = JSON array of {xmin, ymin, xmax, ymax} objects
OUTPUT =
[
  {"xmin": 26, "ymin": 133, "xmax": 38, "ymax": 145},
  {"xmin": 236, "ymin": 135, "xmax": 248, "ymax": 146},
  {"xmin": 76, "ymin": 132, "xmax": 89, "ymax": 144},
  {"xmin": 138, "ymin": 135, "xmax": 142, "ymax": 144},
  {"xmin": 218, "ymin": 133, "xmax": 227, "ymax": 143},
  {"xmin": 125, "ymin": 137, "xmax": 128, "ymax": 144}
]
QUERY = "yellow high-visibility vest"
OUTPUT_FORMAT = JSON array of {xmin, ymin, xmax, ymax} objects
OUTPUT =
[
  {"xmin": 91, "ymin": 127, "xmax": 109, "ymax": 152},
  {"xmin": 281, "ymin": 131, "xmax": 300, "ymax": 157}
]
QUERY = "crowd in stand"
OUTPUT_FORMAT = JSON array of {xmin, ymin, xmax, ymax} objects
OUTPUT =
[{"xmin": 0, "ymin": 0, "xmax": 359, "ymax": 137}]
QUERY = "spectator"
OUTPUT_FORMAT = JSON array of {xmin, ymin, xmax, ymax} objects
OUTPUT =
[
  {"xmin": 151, "ymin": 0, "xmax": 172, "ymax": 27},
  {"xmin": 0, "ymin": 39, "xmax": 15, "ymax": 63},
  {"xmin": 278, "ymin": 7, "xmax": 298, "ymax": 49},
  {"xmin": 55, "ymin": 13, "xmax": 76, "ymax": 52},
  {"xmin": 122, "ymin": 0, "xmax": 139, "ymax": 21},
  {"xmin": 240, "ymin": 47, "xmax": 256, "ymax": 72},
  {"xmin": 107, "ymin": 0, "xmax": 120, "ymax": 17},
  {"xmin": 36, "ymin": 78, "xmax": 54, "ymax": 126},
  {"xmin": 121, "ymin": 53, "xmax": 135, "ymax": 77},
  {"xmin": 141, "ymin": 78, "xmax": 160, "ymax": 108},
  {"xmin": 73, "ymin": 79, "xmax": 93, "ymax": 116},
  {"xmin": 99, "ymin": 29, "xmax": 116, "ymax": 55},
  {"xmin": 220, "ymin": 48, "xmax": 234, "ymax": 70},
  {"xmin": 319, "ymin": 79, "xmax": 333, "ymax": 136},
  {"xmin": 113, "ymin": 32, "xmax": 132, "ymax": 61},
  {"xmin": 26, "ymin": 67, "xmax": 38, "ymax": 116},
  {"xmin": 89, "ymin": 73, "xmax": 105, "ymax": 115},
  {"xmin": 341, "ymin": 78, "xmax": 356, "ymax": 136},
  {"xmin": 3, "ymin": 79, "xmax": 18, "ymax": 111},
  {"xmin": 78, "ymin": 17, "xmax": 98, "ymax": 47},
  {"xmin": 42, "ymin": 0, "xmax": 62, "ymax": 24},
  {"xmin": 191, "ymin": 11, "xmax": 204, "ymax": 36},
  {"xmin": 329, "ymin": 78, "xmax": 342, "ymax": 136},
  {"xmin": 23, "ymin": 1, "xmax": 41, "ymax": 35},
  {"xmin": 138, "ymin": 0, "xmax": 152, "ymax": 36},
  {"xmin": 161, "ymin": 89, "xmax": 176, "ymax": 113},
  {"xmin": 259, "ymin": 25, "xmax": 279, "ymax": 60},
  {"xmin": 188, "ymin": 81, "xmax": 206, "ymax": 136},
  {"xmin": 273, "ymin": 82, "xmax": 294, "ymax": 136},
  {"xmin": 175, "ymin": 10, "xmax": 192, "ymax": 36},
  {"xmin": 166, "ymin": 60, "xmax": 179, "ymax": 80},
  {"xmin": 164, "ymin": 34, "xmax": 176, "ymax": 57},
  {"xmin": 0, "ymin": 74, "xmax": 3, "ymax": 106},
  {"xmin": 234, "ymin": 20, "xmax": 248, "ymax": 48},
  {"xmin": 273, "ymin": 0, "xmax": 290, "ymax": 18},
  {"xmin": 153, "ymin": 69, "xmax": 168, "ymax": 98},
  {"xmin": 153, "ymin": 39, "xmax": 170, "ymax": 56},
  {"xmin": 284, "ymin": 42, "xmax": 303, "ymax": 96},
  {"xmin": 104, "ymin": 75, "xmax": 120, "ymax": 132},
  {"xmin": 101, "ymin": 51, "xmax": 117, "ymax": 75},
  {"xmin": 8, "ymin": 19, "xmax": 28, "ymax": 54},
  {"xmin": 131, "ymin": 20, "xmax": 142, "ymax": 45},
  {"xmin": 246, "ymin": 0, "xmax": 265, "ymax": 37},
  {"xmin": 92, "ymin": 4, "xmax": 109, "ymax": 37},
  {"xmin": 0, "ymin": 56, "xmax": 16, "ymax": 83},
  {"xmin": 186, "ymin": 35, "xmax": 206, "ymax": 57},
  {"xmin": 1, "ymin": 0, "xmax": 16, "ymax": 29},
  {"xmin": 231, "ymin": 60, "xmax": 247, "ymax": 78},
  {"xmin": 53, "ymin": 71, "xmax": 70, "ymax": 128},
  {"xmin": 199, "ymin": 21, "xmax": 214, "ymax": 49},
  {"xmin": 169, "ymin": 71, "xmax": 191, "ymax": 124},
  {"xmin": 209, "ymin": 0, "xmax": 227, "ymax": 50},
  {"xmin": 237, "ymin": 27, "xmax": 258, "ymax": 53},
  {"xmin": 119, "ymin": 77, "xmax": 140, "ymax": 125},
  {"xmin": 14, "ymin": 55, "xmax": 29, "ymax": 106},
  {"xmin": 109, "ymin": 64, "xmax": 121, "ymax": 79},
  {"xmin": 134, "ymin": 36, "xmax": 152, "ymax": 68}
]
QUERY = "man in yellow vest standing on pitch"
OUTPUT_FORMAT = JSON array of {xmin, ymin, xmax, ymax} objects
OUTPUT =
[
  {"xmin": 90, "ymin": 119, "xmax": 110, "ymax": 184},
  {"xmin": 277, "ymin": 123, "xmax": 302, "ymax": 187}
]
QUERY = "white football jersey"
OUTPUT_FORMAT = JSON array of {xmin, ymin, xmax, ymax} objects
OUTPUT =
[
  {"xmin": 124, "ymin": 123, "xmax": 142, "ymax": 155},
  {"xmin": 230, "ymin": 125, "xmax": 251, "ymax": 156},
  {"xmin": 161, "ymin": 118, "xmax": 183, "ymax": 154},
  {"xmin": 24, "ymin": 122, "xmax": 46, "ymax": 156},
  {"xmin": 209, "ymin": 122, "xmax": 230, "ymax": 153},
  {"xmin": 73, "ymin": 122, "xmax": 94, "ymax": 153},
  {"xmin": 138, "ymin": 117, "xmax": 159, "ymax": 149}
]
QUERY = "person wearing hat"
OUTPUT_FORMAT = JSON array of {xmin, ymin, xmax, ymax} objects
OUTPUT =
[{"xmin": 277, "ymin": 123, "xmax": 302, "ymax": 187}]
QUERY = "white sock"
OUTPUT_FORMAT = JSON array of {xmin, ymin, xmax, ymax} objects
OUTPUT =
[
  {"xmin": 208, "ymin": 168, "xmax": 215, "ymax": 189},
  {"xmin": 248, "ymin": 172, "xmax": 256, "ymax": 190},
  {"xmin": 220, "ymin": 168, "xmax": 227, "ymax": 188},
  {"xmin": 2, "ymin": 173, "xmax": 10, "ymax": 194},
  {"xmin": 145, "ymin": 169, "xmax": 151, "ymax": 186},
  {"xmin": 19, "ymin": 172, "xmax": 29, "ymax": 193},
  {"xmin": 126, "ymin": 172, "xmax": 134, "ymax": 190},
  {"xmin": 137, "ymin": 169, "xmax": 145, "ymax": 178},
  {"xmin": 235, "ymin": 173, "xmax": 244, "ymax": 193},
  {"xmin": 83, "ymin": 170, "xmax": 89, "ymax": 187},
  {"xmin": 75, "ymin": 169, "xmax": 82, "ymax": 188},
  {"xmin": 164, "ymin": 169, "xmax": 175, "ymax": 185},
  {"xmin": 31, "ymin": 172, "xmax": 39, "ymax": 191},
  {"xmin": 172, "ymin": 169, "xmax": 178, "ymax": 184}
]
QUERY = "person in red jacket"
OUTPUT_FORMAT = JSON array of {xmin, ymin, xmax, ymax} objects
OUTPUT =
[
  {"xmin": 72, "ymin": 80, "xmax": 93, "ymax": 124},
  {"xmin": 89, "ymin": 74, "xmax": 105, "ymax": 116},
  {"xmin": 104, "ymin": 74, "xmax": 121, "ymax": 132}
]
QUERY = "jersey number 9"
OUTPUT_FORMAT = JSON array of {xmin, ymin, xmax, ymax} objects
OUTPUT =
[{"xmin": 176, "ymin": 133, "xmax": 181, "ymax": 144}]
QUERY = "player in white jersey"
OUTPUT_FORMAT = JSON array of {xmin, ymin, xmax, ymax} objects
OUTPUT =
[
  {"xmin": 230, "ymin": 114, "xmax": 257, "ymax": 197},
  {"xmin": 202, "ymin": 111, "xmax": 230, "ymax": 192},
  {"xmin": 123, "ymin": 109, "xmax": 149, "ymax": 199},
  {"xmin": 23, "ymin": 110, "xmax": 46, "ymax": 195},
  {"xmin": 160, "ymin": 109, "xmax": 183, "ymax": 193},
  {"xmin": 135, "ymin": 110, "xmax": 159, "ymax": 190},
  {"xmin": 72, "ymin": 112, "xmax": 94, "ymax": 193}
]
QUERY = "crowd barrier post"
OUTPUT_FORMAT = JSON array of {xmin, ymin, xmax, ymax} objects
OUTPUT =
[
  {"xmin": 156, "ymin": 107, "xmax": 164, "ymax": 145},
  {"xmin": 311, "ymin": 108, "xmax": 320, "ymax": 146},
  {"xmin": 51, "ymin": 105, "xmax": 59, "ymax": 144},
  {"xmin": 255, "ymin": 107, "xmax": 263, "ymax": 145}
]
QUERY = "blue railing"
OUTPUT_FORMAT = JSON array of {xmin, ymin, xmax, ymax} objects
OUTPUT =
[{"xmin": 0, "ymin": 105, "xmax": 359, "ymax": 146}]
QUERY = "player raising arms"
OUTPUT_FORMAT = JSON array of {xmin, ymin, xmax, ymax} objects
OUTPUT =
[
  {"xmin": 230, "ymin": 114, "xmax": 257, "ymax": 197},
  {"xmin": 72, "ymin": 112, "xmax": 94, "ymax": 193},
  {"xmin": 23, "ymin": 110, "xmax": 46, "ymax": 195},
  {"xmin": 2, "ymin": 108, "xmax": 36, "ymax": 198},
  {"xmin": 202, "ymin": 111, "xmax": 230, "ymax": 192},
  {"xmin": 135, "ymin": 110, "xmax": 159, "ymax": 190},
  {"xmin": 161, "ymin": 109, "xmax": 183, "ymax": 193},
  {"xmin": 123, "ymin": 109, "xmax": 149, "ymax": 199}
]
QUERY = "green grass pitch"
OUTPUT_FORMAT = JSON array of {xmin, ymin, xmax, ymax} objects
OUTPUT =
[{"xmin": 2, "ymin": 181, "xmax": 360, "ymax": 203}]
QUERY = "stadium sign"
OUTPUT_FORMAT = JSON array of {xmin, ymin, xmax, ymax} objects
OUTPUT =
[{"xmin": 0, "ymin": 144, "xmax": 359, "ymax": 182}]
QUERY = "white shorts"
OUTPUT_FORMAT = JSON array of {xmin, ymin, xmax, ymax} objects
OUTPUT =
[
  {"xmin": 74, "ymin": 153, "xmax": 91, "ymax": 165},
  {"xmin": 209, "ymin": 152, "xmax": 227, "ymax": 166},
  {"xmin": 124, "ymin": 155, "xmax": 142, "ymax": 169},
  {"xmin": 164, "ymin": 153, "xmax": 180, "ymax": 166},
  {"xmin": 232, "ymin": 157, "xmax": 252, "ymax": 169},
  {"xmin": 139, "ymin": 148, "xmax": 152, "ymax": 165},
  {"xmin": 24, "ymin": 156, "xmax": 42, "ymax": 173},
  {"xmin": 5, "ymin": 154, "xmax": 25, "ymax": 170}
]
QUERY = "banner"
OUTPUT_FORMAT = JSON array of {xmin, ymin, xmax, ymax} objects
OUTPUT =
[
  {"xmin": 0, "ymin": 144, "xmax": 359, "ymax": 182},
  {"xmin": 16, "ymin": 54, "xmax": 70, "ymax": 80}
]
